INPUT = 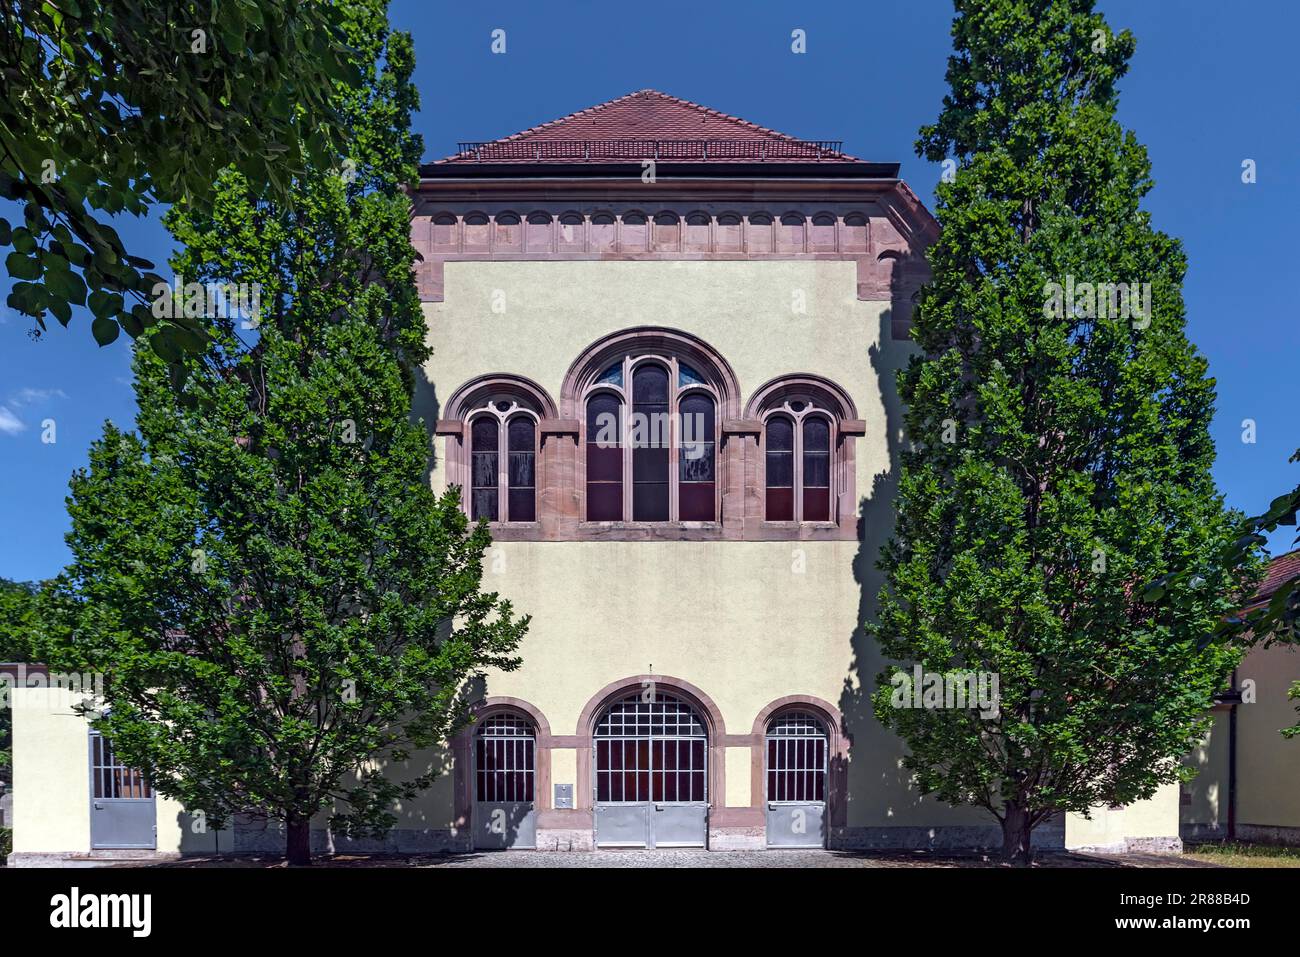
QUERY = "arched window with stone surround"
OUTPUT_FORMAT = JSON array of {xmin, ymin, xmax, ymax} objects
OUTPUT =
[
  {"xmin": 762, "ymin": 404, "xmax": 833, "ymax": 522},
  {"xmin": 440, "ymin": 375, "xmax": 557, "ymax": 526},
  {"xmin": 748, "ymin": 375, "xmax": 859, "ymax": 527},
  {"xmin": 564, "ymin": 329, "xmax": 740, "ymax": 527},
  {"xmin": 584, "ymin": 356, "xmax": 717, "ymax": 523}
]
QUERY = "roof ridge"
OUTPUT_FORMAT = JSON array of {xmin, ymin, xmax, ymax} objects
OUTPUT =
[
  {"xmin": 444, "ymin": 89, "xmax": 858, "ymax": 162},
  {"xmin": 638, "ymin": 89, "xmax": 858, "ymax": 158}
]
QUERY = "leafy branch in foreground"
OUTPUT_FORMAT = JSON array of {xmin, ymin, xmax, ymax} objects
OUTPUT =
[{"xmin": 0, "ymin": 0, "xmax": 359, "ymax": 356}]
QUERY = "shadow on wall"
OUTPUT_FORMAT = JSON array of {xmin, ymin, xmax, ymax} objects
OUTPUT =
[
  {"xmin": 839, "ymin": 300, "xmax": 1063, "ymax": 846},
  {"xmin": 839, "ymin": 302, "xmax": 937, "ymax": 830},
  {"xmin": 1180, "ymin": 713, "xmax": 1226, "ymax": 835},
  {"xmin": 412, "ymin": 361, "xmax": 442, "ymax": 487},
  {"xmin": 173, "ymin": 745, "xmax": 461, "ymax": 855}
]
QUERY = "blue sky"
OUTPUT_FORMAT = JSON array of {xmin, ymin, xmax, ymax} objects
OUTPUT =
[{"xmin": 1, "ymin": 0, "xmax": 1297, "ymax": 581}]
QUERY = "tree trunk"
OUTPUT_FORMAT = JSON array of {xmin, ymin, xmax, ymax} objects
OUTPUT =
[
  {"xmin": 1001, "ymin": 803, "xmax": 1033, "ymax": 866},
  {"xmin": 286, "ymin": 816, "xmax": 312, "ymax": 866}
]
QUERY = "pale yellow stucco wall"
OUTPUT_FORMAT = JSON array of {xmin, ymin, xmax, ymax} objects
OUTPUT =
[
  {"xmin": 1183, "ymin": 710, "xmax": 1230, "ymax": 828},
  {"xmin": 418, "ymin": 258, "xmax": 1003, "ymax": 833},
  {"xmin": 724, "ymin": 747, "xmax": 751, "ymax": 808},
  {"xmin": 551, "ymin": 747, "xmax": 577, "ymax": 791},
  {"xmin": 10, "ymin": 687, "xmax": 187, "ymax": 855},
  {"xmin": 1235, "ymin": 644, "xmax": 1300, "ymax": 827},
  {"xmin": 1065, "ymin": 784, "xmax": 1181, "ymax": 850},
  {"xmin": 11, "ymin": 687, "xmax": 91, "ymax": 854},
  {"xmin": 1180, "ymin": 644, "xmax": 1300, "ymax": 835}
]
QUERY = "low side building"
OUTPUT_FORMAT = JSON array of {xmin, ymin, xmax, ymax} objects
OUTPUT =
[{"xmin": 1183, "ymin": 551, "xmax": 1300, "ymax": 845}]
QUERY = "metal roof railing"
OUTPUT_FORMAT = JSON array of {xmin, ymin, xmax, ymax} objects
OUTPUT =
[{"xmin": 453, "ymin": 139, "xmax": 846, "ymax": 162}]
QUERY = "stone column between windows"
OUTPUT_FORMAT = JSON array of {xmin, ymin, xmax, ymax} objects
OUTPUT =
[
  {"xmin": 538, "ymin": 418, "xmax": 580, "ymax": 539},
  {"xmin": 722, "ymin": 419, "xmax": 762, "ymax": 536}
]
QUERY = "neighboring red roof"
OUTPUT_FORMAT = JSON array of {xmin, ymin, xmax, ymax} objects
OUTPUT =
[
  {"xmin": 1256, "ymin": 550, "xmax": 1300, "ymax": 602},
  {"xmin": 436, "ymin": 89, "xmax": 862, "ymax": 165}
]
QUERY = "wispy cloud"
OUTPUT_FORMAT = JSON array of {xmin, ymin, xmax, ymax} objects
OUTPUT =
[
  {"xmin": 0, "ymin": 406, "xmax": 26, "ymax": 436},
  {"xmin": 9, "ymin": 387, "xmax": 68, "ymax": 406}
]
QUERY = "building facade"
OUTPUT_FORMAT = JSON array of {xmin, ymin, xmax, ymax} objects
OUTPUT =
[{"xmin": 6, "ymin": 91, "xmax": 1182, "ymax": 862}]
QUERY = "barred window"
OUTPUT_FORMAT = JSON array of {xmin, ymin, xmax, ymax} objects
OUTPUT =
[
  {"xmin": 766, "ymin": 711, "xmax": 828, "ymax": 803},
  {"xmin": 594, "ymin": 692, "xmax": 707, "ymax": 803},
  {"xmin": 475, "ymin": 713, "xmax": 536, "ymax": 803}
]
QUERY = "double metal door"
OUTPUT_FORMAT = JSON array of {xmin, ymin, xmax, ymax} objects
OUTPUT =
[{"xmin": 593, "ymin": 692, "xmax": 708, "ymax": 848}]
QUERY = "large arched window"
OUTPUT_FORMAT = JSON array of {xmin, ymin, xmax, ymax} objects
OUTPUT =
[
  {"xmin": 583, "ymin": 354, "xmax": 718, "ymax": 523},
  {"xmin": 466, "ymin": 400, "xmax": 538, "ymax": 523}
]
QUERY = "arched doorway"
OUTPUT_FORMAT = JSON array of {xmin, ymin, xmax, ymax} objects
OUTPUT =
[
  {"xmin": 764, "ymin": 710, "xmax": 828, "ymax": 848},
  {"xmin": 593, "ymin": 690, "xmax": 708, "ymax": 848},
  {"xmin": 472, "ymin": 712, "xmax": 537, "ymax": 849}
]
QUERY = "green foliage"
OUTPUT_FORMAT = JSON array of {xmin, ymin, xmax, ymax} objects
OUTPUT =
[
  {"xmin": 0, "ymin": 578, "xmax": 38, "ymax": 663},
  {"xmin": 0, "ymin": 0, "xmax": 360, "ymax": 355},
  {"xmin": 35, "ymin": 0, "xmax": 528, "ymax": 860},
  {"xmin": 870, "ymin": 0, "xmax": 1264, "ymax": 861},
  {"xmin": 0, "ymin": 577, "xmax": 39, "ymax": 775},
  {"xmin": 1219, "ymin": 465, "xmax": 1300, "ymax": 644}
]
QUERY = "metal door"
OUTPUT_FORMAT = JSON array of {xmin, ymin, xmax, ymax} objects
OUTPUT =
[
  {"xmin": 593, "ymin": 691, "xmax": 708, "ymax": 848},
  {"xmin": 89, "ymin": 731, "xmax": 156, "ymax": 849},
  {"xmin": 765, "ymin": 711, "xmax": 827, "ymax": 848},
  {"xmin": 472, "ymin": 713, "xmax": 537, "ymax": 849}
]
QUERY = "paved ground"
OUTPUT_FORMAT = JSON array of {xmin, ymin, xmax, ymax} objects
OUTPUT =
[{"xmin": 145, "ymin": 848, "xmax": 1219, "ymax": 868}]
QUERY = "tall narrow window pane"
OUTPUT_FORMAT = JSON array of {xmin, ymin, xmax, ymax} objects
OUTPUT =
[
  {"xmin": 803, "ymin": 417, "xmax": 831, "ymax": 522},
  {"xmin": 631, "ymin": 364, "xmax": 669, "ymax": 521},
  {"xmin": 507, "ymin": 416, "xmax": 535, "ymax": 522},
  {"xmin": 470, "ymin": 417, "xmax": 499, "ymax": 522},
  {"xmin": 679, "ymin": 393, "xmax": 715, "ymax": 521},
  {"xmin": 765, "ymin": 415, "xmax": 794, "ymax": 521},
  {"xmin": 586, "ymin": 393, "xmax": 623, "ymax": 521}
]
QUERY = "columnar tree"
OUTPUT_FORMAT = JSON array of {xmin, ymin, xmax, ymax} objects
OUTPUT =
[
  {"xmin": 37, "ymin": 0, "xmax": 528, "ymax": 864},
  {"xmin": 870, "ymin": 0, "xmax": 1263, "ymax": 864}
]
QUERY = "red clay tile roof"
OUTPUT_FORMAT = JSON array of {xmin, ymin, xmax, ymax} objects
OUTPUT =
[
  {"xmin": 1256, "ymin": 550, "xmax": 1300, "ymax": 602},
  {"xmin": 436, "ymin": 89, "xmax": 861, "ymax": 165}
]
